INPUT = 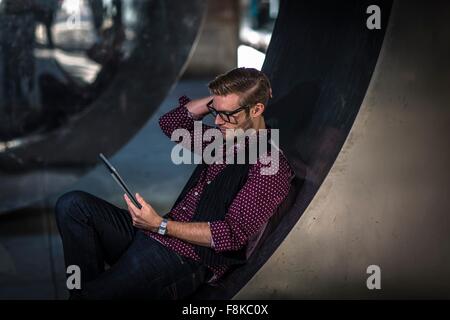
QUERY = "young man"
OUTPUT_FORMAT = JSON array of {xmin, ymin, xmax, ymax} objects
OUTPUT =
[{"xmin": 55, "ymin": 67, "xmax": 294, "ymax": 299}]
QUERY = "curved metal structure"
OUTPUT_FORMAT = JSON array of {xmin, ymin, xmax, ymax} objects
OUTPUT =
[{"xmin": 0, "ymin": 0, "xmax": 206, "ymax": 212}]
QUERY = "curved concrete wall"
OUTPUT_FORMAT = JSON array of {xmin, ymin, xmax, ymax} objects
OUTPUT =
[{"xmin": 236, "ymin": 0, "xmax": 450, "ymax": 299}]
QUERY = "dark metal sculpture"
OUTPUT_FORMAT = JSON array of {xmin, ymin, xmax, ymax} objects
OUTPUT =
[{"xmin": 0, "ymin": 0, "xmax": 206, "ymax": 212}]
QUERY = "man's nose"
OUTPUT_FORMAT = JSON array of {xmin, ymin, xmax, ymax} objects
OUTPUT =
[{"xmin": 214, "ymin": 114, "xmax": 225, "ymax": 126}]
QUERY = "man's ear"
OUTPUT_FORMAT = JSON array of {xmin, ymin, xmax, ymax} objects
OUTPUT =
[{"xmin": 252, "ymin": 103, "xmax": 265, "ymax": 117}]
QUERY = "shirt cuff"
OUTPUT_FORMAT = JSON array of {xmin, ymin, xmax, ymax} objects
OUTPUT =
[
  {"xmin": 179, "ymin": 95, "xmax": 191, "ymax": 107},
  {"xmin": 179, "ymin": 95, "xmax": 200, "ymax": 119},
  {"xmin": 180, "ymin": 95, "xmax": 206, "ymax": 121},
  {"xmin": 209, "ymin": 220, "xmax": 237, "ymax": 252}
]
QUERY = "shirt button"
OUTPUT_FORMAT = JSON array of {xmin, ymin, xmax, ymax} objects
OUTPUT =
[
  {"xmin": 194, "ymin": 192, "xmax": 198, "ymax": 196},
  {"xmin": 182, "ymin": 206, "xmax": 186, "ymax": 210},
  {"xmin": 206, "ymin": 180, "xmax": 211, "ymax": 184}
]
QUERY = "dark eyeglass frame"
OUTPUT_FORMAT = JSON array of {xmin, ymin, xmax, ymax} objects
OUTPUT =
[{"xmin": 206, "ymin": 99, "xmax": 253, "ymax": 124}]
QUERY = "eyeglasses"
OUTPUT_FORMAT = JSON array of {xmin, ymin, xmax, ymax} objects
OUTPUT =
[{"xmin": 206, "ymin": 99, "xmax": 252, "ymax": 124}]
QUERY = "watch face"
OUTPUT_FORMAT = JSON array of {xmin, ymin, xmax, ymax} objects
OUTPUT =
[
  {"xmin": 158, "ymin": 225, "xmax": 166, "ymax": 235},
  {"xmin": 158, "ymin": 219, "xmax": 168, "ymax": 235}
]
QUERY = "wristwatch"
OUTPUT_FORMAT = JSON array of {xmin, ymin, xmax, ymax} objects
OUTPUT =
[{"xmin": 158, "ymin": 218, "xmax": 169, "ymax": 235}]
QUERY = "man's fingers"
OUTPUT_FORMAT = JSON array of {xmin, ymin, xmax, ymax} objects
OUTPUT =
[
  {"xmin": 124, "ymin": 195, "xmax": 142, "ymax": 228},
  {"xmin": 135, "ymin": 193, "xmax": 148, "ymax": 208},
  {"xmin": 124, "ymin": 194, "xmax": 135, "ymax": 208},
  {"xmin": 127, "ymin": 205, "xmax": 135, "ymax": 218},
  {"xmin": 125, "ymin": 193, "xmax": 154, "ymax": 230},
  {"xmin": 124, "ymin": 194, "xmax": 139, "ymax": 212},
  {"xmin": 136, "ymin": 193, "xmax": 154, "ymax": 211},
  {"xmin": 128, "ymin": 208, "xmax": 138, "ymax": 225},
  {"xmin": 124, "ymin": 195, "xmax": 140, "ymax": 219}
]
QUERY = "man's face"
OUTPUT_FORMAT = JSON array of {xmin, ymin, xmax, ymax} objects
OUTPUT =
[{"xmin": 211, "ymin": 93, "xmax": 253, "ymax": 138}]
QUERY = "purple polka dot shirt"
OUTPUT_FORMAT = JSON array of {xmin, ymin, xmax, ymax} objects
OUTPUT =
[{"xmin": 144, "ymin": 96, "xmax": 294, "ymax": 283}]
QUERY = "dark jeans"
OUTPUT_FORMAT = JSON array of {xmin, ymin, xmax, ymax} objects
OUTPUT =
[{"xmin": 55, "ymin": 190, "xmax": 211, "ymax": 300}]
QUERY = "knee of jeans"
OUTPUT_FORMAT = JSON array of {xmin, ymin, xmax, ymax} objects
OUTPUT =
[
  {"xmin": 55, "ymin": 190, "xmax": 90, "ymax": 224},
  {"xmin": 127, "ymin": 256, "xmax": 141, "ymax": 274}
]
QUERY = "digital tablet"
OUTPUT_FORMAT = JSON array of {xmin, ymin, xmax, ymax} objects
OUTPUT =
[{"xmin": 99, "ymin": 153, "xmax": 142, "ymax": 209}]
